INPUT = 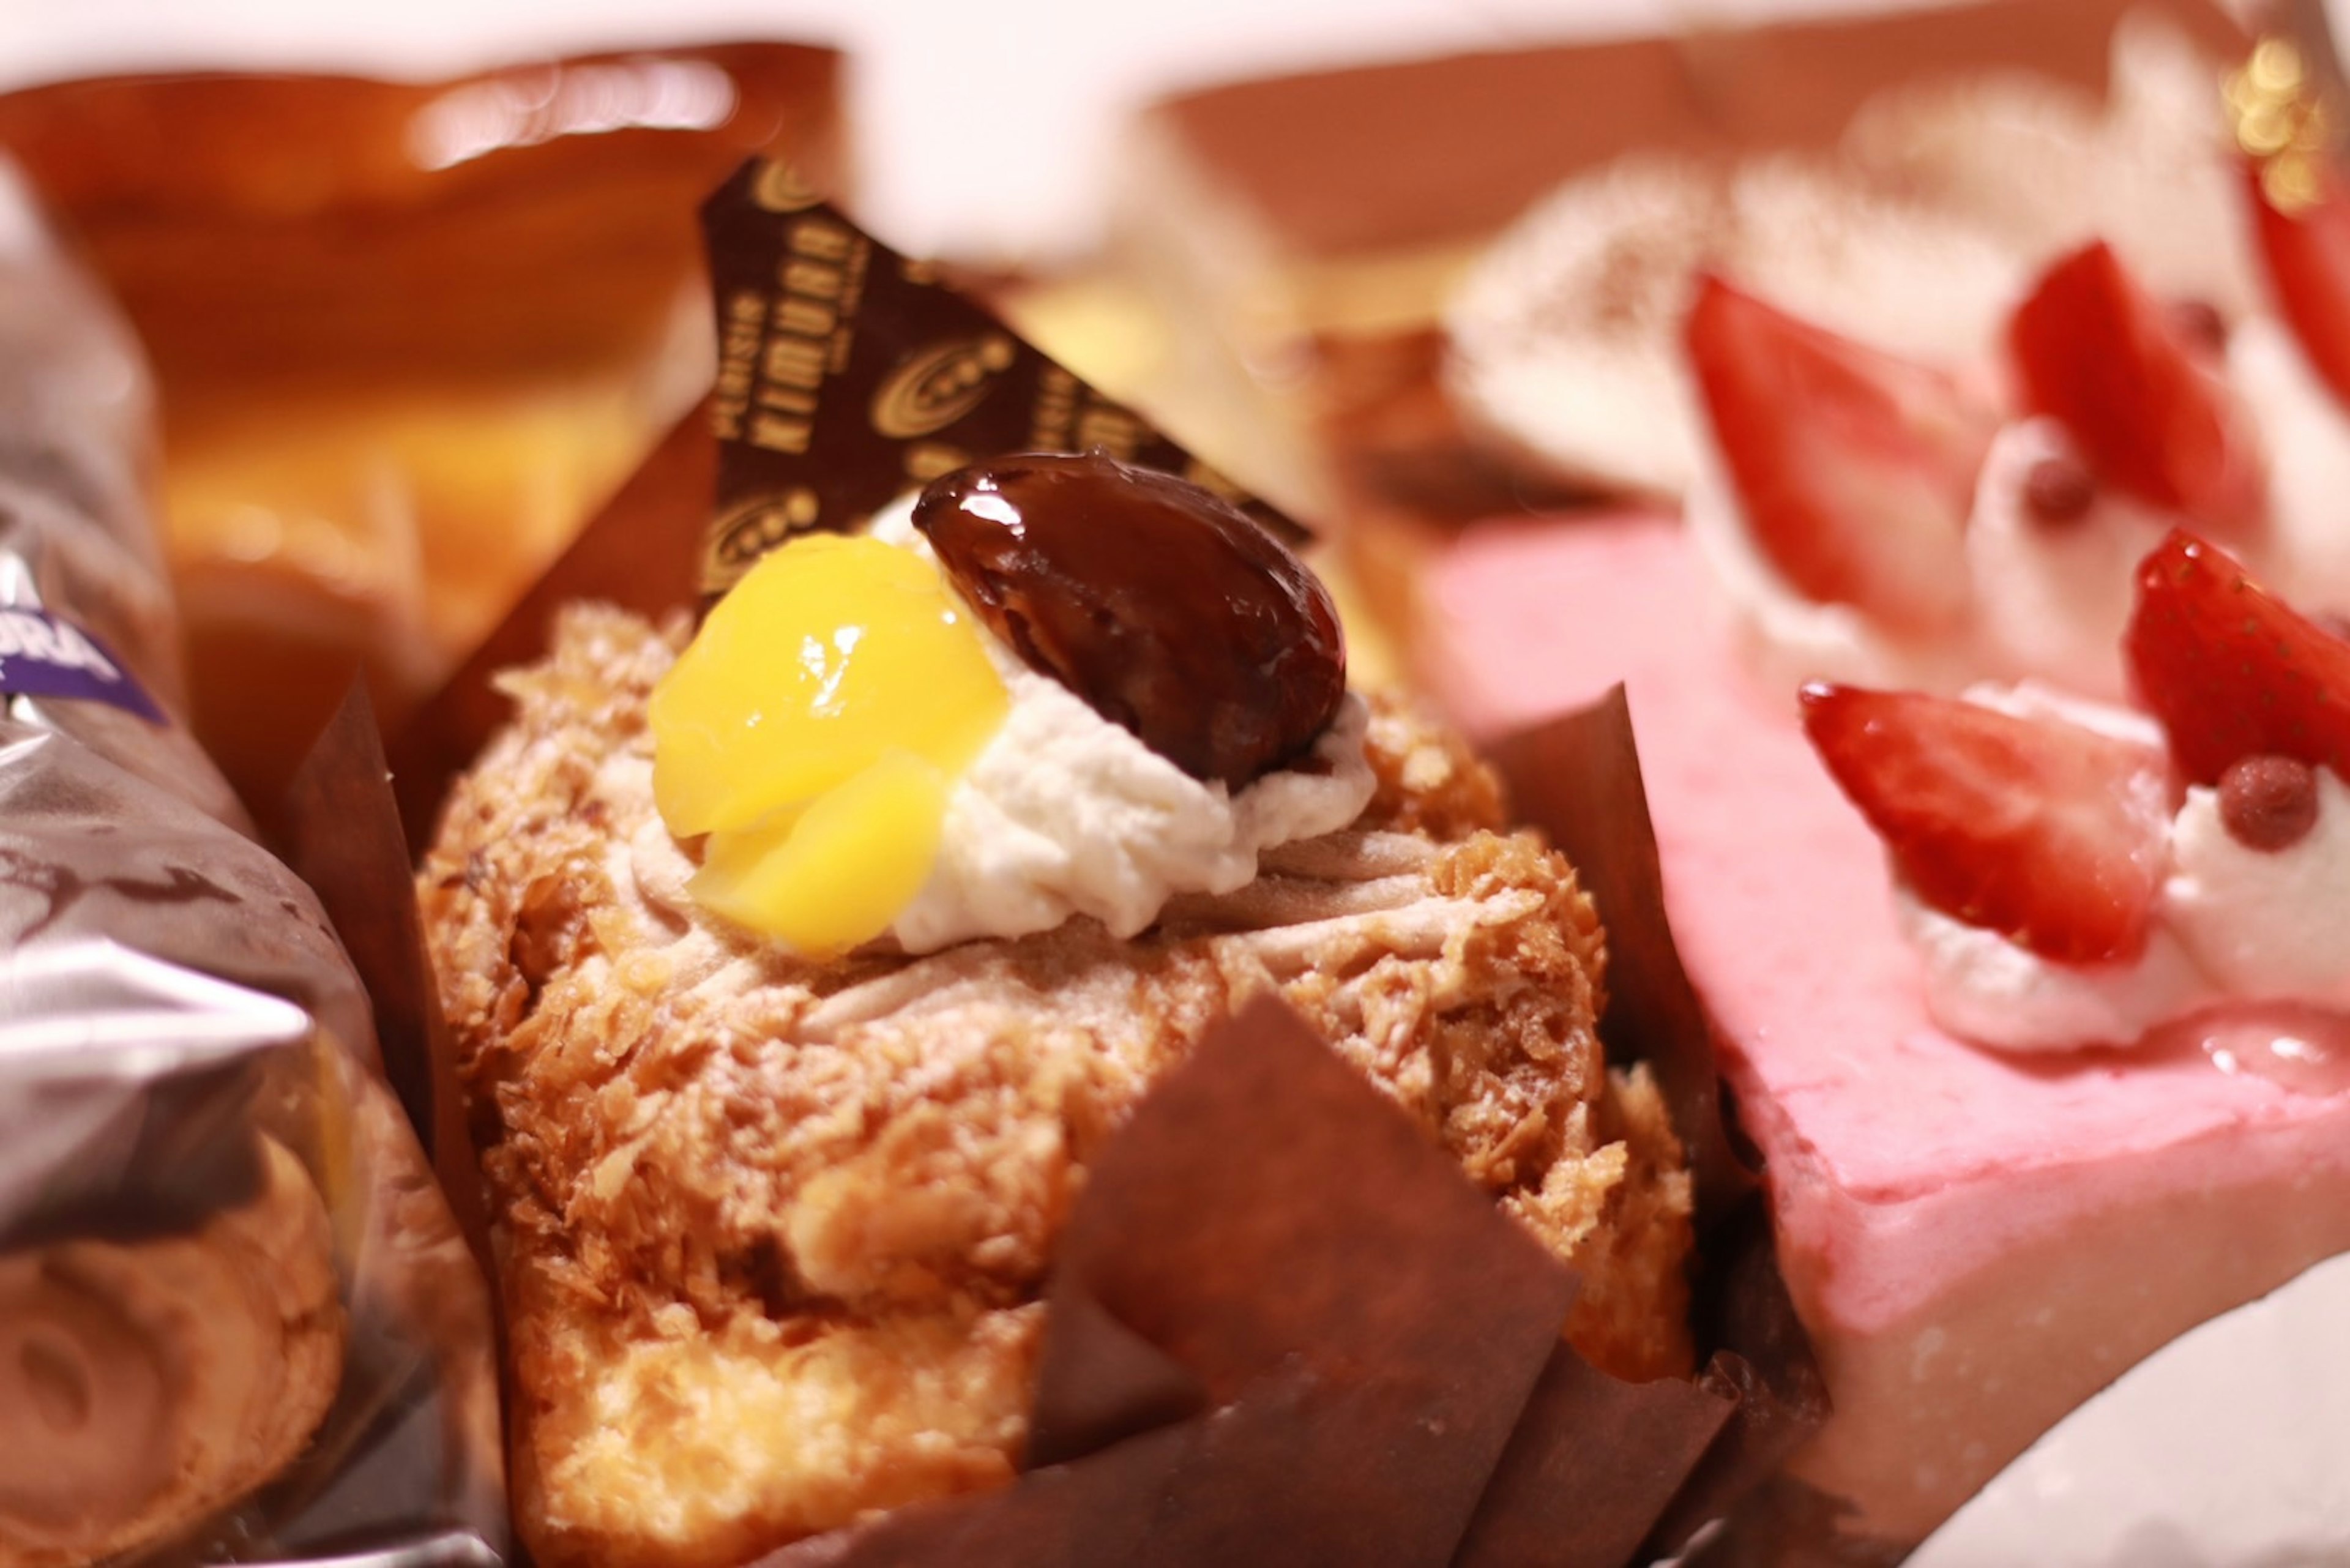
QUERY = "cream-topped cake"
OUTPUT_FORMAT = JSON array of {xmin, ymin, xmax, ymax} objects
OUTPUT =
[
  {"xmin": 1415, "ymin": 513, "xmax": 2350, "ymax": 1553},
  {"xmin": 1445, "ymin": 15, "xmax": 2250, "ymax": 508},
  {"xmin": 422, "ymin": 453, "xmax": 1700, "ymax": 1568},
  {"xmin": 1680, "ymin": 223, "xmax": 2350, "ymax": 708},
  {"xmin": 1394, "ymin": 39, "xmax": 2350, "ymax": 1551}
]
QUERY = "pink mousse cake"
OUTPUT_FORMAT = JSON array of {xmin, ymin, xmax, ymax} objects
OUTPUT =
[{"xmin": 1412, "ymin": 510, "xmax": 2350, "ymax": 1547}]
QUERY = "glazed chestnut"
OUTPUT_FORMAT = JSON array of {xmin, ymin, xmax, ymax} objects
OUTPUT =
[{"xmin": 912, "ymin": 452, "xmax": 1345, "ymax": 785}]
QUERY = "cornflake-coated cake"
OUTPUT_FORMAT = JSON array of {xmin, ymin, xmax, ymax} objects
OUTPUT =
[{"xmin": 420, "ymin": 603, "xmax": 1696, "ymax": 1568}]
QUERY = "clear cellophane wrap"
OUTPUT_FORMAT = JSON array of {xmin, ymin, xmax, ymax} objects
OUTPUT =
[{"xmin": 0, "ymin": 162, "xmax": 503, "ymax": 1568}]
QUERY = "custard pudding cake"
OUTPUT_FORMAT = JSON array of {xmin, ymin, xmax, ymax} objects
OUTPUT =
[
  {"xmin": 1406, "ymin": 127, "xmax": 2350, "ymax": 1553},
  {"xmin": 419, "ymin": 453, "xmax": 1698, "ymax": 1568}
]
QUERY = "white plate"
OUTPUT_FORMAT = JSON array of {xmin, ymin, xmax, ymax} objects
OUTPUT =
[{"xmin": 1911, "ymin": 1250, "xmax": 2350, "ymax": 1567}]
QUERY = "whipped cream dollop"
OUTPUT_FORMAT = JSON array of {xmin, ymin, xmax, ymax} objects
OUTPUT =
[
  {"xmin": 1695, "ymin": 317, "xmax": 2350, "ymax": 709},
  {"xmin": 2167, "ymin": 767, "xmax": 2350, "ymax": 1010},
  {"xmin": 658, "ymin": 496, "xmax": 1376, "ymax": 957},
  {"xmin": 894, "ymin": 599, "xmax": 1374, "ymax": 955},
  {"xmin": 1892, "ymin": 687, "xmax": 2350, "ymax": 1052},
  {"xmin": 1449, "ymin": 153, "xmax": 2020, "ymax": 500},
  {"xmin": 1900, "ymin": 893, "xmax": 2211, "ymax": 1053},
  {"xmin": 867, "ymin": 499, "xmax": 1375, "ymax": 952},
  {"xmin": 1685, "ymin": 415, "xmax": 2173, "ymax": 705}
]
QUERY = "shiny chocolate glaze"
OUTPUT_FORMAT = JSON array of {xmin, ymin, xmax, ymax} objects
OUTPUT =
[{"xmin": 914, "ymin": 452, "xmax": 1345, "ymax": 786}]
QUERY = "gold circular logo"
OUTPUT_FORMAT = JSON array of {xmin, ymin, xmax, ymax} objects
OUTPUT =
[
  {"xmin": 871, "ymin": 335, "xmax": 1016, "ymax": 439},
  {"xmin": 750, "ymin": 160, "xmax": 822, "ymax": 214},
  {"xmin": 703, "ymin": 488, "xmax": 821, "ymax": 592},
  {"xmin": 903, "ymin": 442, "xmax": 974, "ymax": 483}
]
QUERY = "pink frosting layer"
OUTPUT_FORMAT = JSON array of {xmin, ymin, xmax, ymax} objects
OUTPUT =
[{"xmin": 1414, "ymin": 512, "xmax": 2350, "ymax": 1338}]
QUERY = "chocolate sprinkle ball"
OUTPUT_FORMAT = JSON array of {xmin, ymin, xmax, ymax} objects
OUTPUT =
[
  {"xmin": 2166, "ymin": 297, "xmax": 2231, "ymax": 357},
  {"xmin": 2022, "ymin": 454, "xmax": 2097, "ymax": 526},
  {"xmin": 2218, "ymin": 755, "xmax": 2320, "ymax": 853},
  {"xmin": 914, "ymin": 452, "xmax": 1347, "ymax": 786}
]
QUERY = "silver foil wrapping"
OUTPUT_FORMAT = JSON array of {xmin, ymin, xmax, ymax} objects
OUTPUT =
[{"xmin": 0, "ymin": 163, "xmax": 504, "ymax": 1568}]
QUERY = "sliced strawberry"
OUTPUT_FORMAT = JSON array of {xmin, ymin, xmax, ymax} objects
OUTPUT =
[
  {"xmin": 2244, "ymin": 157, "xmax": 2350, "ymax": 413},
  {"xmin": 1686, "ymin": 272, "xmax": 1993, "ymax": 633},
  {"xmin": 2124, "ymin": 528, "xmax": 2350, "ymax": 785},
  {"xmin": 1800, "ymin": 683, "xmax": 2167, "ymax": 963},
  {"xmin": 2008, "ymin": 241, "xmax": 2264, "ymax": 538}
]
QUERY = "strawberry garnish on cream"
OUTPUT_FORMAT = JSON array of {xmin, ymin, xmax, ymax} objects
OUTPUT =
[
  {"xmin": 2125, "ymin": 527, "xmax": 2350, "ymax": 787},
  {"xmin": 1799, "ymin": 683, "xmax": 2168, "ymax": 965},
  {"xmin": 1798, "ymin": 530, "xmax": 2350, "ymax": 1055},
  {"xmin": 1686, "ymin": 272, "xmax": 1994, "ymax": 634},
  {"xmin": 2009, "ymin": 242, "xmax": 2266, "ymax": 541}
]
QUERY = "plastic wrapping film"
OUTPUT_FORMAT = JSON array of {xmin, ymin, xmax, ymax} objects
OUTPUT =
[{"xmin": 0, "ymin": 164, "xmax": 503, "ymax": 1568}]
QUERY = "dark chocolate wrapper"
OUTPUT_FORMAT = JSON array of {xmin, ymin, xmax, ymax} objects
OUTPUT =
[
  {"xmin": 0, "ymin": 165, "xmax": 502, "ymax": 1568},
  {"xmin": 755, "ymin": 697, "xmax": 1825, "ymax": 1568},
  {"xmin": 695, "ymin": 157, "xmax": 1305, "ymax": 597}
]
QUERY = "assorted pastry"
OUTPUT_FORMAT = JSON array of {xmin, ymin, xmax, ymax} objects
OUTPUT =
[
  {"xmin": 15, "ymin": 4, "xmax": 2350, "ymax": 1565},
  {"xmin": 1400, "ymin": 20, "xmax": 2350, "ymax": 1562},
  {"xmin": 417, "ymin": 449, "xmax": 1699, "ymax": 1566}
]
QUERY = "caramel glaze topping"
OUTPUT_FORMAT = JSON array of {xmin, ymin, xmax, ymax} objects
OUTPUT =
[{"xmin": 913, "ymin": 452, "xmax": 1346, "ymax": 786}]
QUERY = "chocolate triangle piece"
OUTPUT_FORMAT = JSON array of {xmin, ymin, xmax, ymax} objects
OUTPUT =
[
  {"xmin": 752, "ymin": 1418, "xmax": 1181, "ymax": 1568},
  {"xmin": 1454, "ymin": 1343, "xmax": 1734, "ymax": 1568},
  {"xmin": 1487, "ymin": 689, "xmax": 1830, "ymax": 1555},
  {"xmin": 1643, "ymin": 1215, "xmax": 1833, "ymax": 1558},
  {"xmin": 1121, "ymin": 1367, "xmax": 1482, "ymax": 1567},
  {"xmin": 283, "ymin": 678, "xmax": 493, "ymax": 1266},
  {"xmin": 772, "ymin": 1370, "xmax": 1523, "ymax": 1568},
  {"xmin": 765, "ymin": 996, "xmax": 1589, "ymax": 1566},
  {"xmin": 1486, "ymin": 685, "xmax": 1749, "ymax": 1214},
  {"xmin": 1031, "ymin": 994, "xmax": 1578, "ymax": 1558},
  {"xmin": 1049, "ymin": 995, "xmax": 1576, "ymax": 1400},
  {"xmin": 1023, "ymin": 1279, "xmax": 1209, "ymax": 1470},
  {"xmin": 695, "ymin": 156, "xmax": 1305, "ymax": 600},
  {"xmin": 282, "ymin": 681, "xmax": 435, "ymax": 1134}
]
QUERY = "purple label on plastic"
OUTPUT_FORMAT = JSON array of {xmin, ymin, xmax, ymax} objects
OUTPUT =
[{"xmin": 0, "ymin": 608, "xmax": 163, "ymax": 723}]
